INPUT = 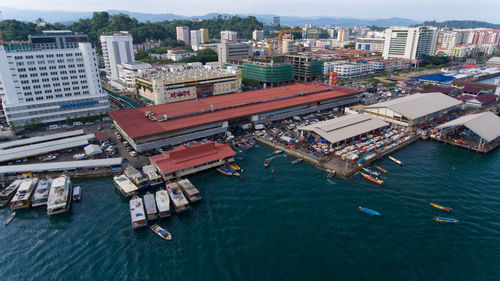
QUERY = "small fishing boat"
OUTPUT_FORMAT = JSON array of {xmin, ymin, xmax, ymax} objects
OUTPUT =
[
  {"xmin": 150, "ymin": 224, "xmax": 172, "ymax": 241},
  {"xmin": 376, "ymin": 165, "xmax": 388, "ymax": 174},
  {"xmin": 228, "ymin": 163, "xmax": 241, "ymax": 171},
  {"xmin": 388, "ymin": 156, "xmax": 403, "ymax": 166},
  {"xmin": 327, "ymin": 170, "xmax": 336, "ymax": 178},
  {"xmin": 434, "ymin": 216, "xmax": 458, "ymax": 223},
  {"xmin": 224, "ymin": 166, "xmax": 240, "ymax": 176},
  {"xmin": 360, "ymin": 172, "xmax": 383, "ymax": 186},
  {"xmin": 72, "ymin": 186, "xmax": 81, "ymax": 201},
  {"xmin": 264, "ymin": 159, "xmax": 270, "ymax": 167},
  {"xmin": 358, "ymin": 206, "xmax": 381, "ymax": 216},
  {"xmin": 216, "ymin": 166, "xmax": 233, "ymax": 176},
  {"xmin": 4, "ymin": 212, "xmax": 16, "ymax": 226},
  {"xmin": 362, "ymin": 167, "xmax": 380, "ymax": 178},
  {"xmin": 291, "ymin": 158, "xmax": 303, "ymax": 165},
  {"xmin": 234, "ymin": 156, "xmax": 244, "ymax": 161},
  {"xmin": 273, "ymin": 149, "xmax": 284, "ymax": 155},
  {"xmin": 430, "ymin": 203, "xmax": 452, "ymax": 212}
]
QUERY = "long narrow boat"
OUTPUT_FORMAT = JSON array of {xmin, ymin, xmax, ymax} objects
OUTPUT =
[
  {"xmin": 360, "ymin": 172, "xmax": 383, "ymax": 186},
  {"xmin": 264, "ymin": 159, "xmax": 270, "ymax": 167},
  {"xmin": 150, "ymin": 224, "xmax": 172, "ymax": 240},
  {"xmin": 224, "ymin": 166, "xmax": 240, "ymax": 176},
  {"xmin": 216, "ymin": 166, "xmax": 233, "ymax": 176},
  {"xmin": 273, "ymin": 149, "xmax": 284, "ymax": 155},
  {"xmin": 376, "ymin": 165, "xmax": 388, "ymax": 174},
  {"xmin": 389, "ymin": 156, "xmax": 403, "ymax": 166},
  {"xmin": 4, "ymin": 212, "xmax": 15, "ymax": 226},
  {"xmin": 430, "ymin": 203, "xmax": 452, "ymax": 212},
  {"xmin": 434, "ymin": 216, "xmax": 458, "ymax": 223},
  {"xmin": 358, "ymin": 206, "xmax": 381, "ymax": 216},
  {"xmin": 362, "ymin": 167, "xmax": 380, "ymax": 178},
  {"xmin": 228, "ymin": 163, "xmax": 241, "ymax": 171},
  {"xmin": 291, "ymin": 158, "xmax": 303, "ymax": 165}
]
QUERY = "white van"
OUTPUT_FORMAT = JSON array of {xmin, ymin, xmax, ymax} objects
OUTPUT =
[
  {"xmin": 73, "ymin": 121, "xmax": 82, "ymax": 126},
  {"xmin": 49, "ymin": 125, "xmax": 60, "ymax": 130}
]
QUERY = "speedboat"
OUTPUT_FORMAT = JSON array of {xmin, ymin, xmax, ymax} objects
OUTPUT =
[
  {"xmin": 224, "ymin": 166, "xmax": 240, "ymax": 176},
  {"xmin": 264, "ymin": 159, "xmax": 270, "ymax": 167},
  {"xmin": 228, "ymin": 163, "xmax": 241, "ymax": 171},
  {"xmin": 434, "ymin": 216, "xmax": 458, "ymax": 223},
  {"xmin": 72, "ymin": 186, "xmax": 81, "ymax": 201},
  {"xmin": 217, "ymin": 166, "xmax": 233, "ymax": 176},
  {"xmin": 430, "ymin": 203, "xmax": 452, "ymax": 212},
  {"xmin": 360, "ymin": 172, "xmax": 383, "ymax": 186},
  {"xmin": 376, "ymin": 165, "xmax": 387, "ymax": 174},
  {"xmin": 273, "ymin": 149, "xmax": 284, "ymax": 155},
  {"xmin": 389, "ymin": 156, "xmax": 403, "ymax": 166},
  {"xmin": 358, "ymin": 206, "xmax": 381, "ymax": 216},
  {"xmin": 150, "ymin": 224, "xmax": 172, "ymax": 240}
]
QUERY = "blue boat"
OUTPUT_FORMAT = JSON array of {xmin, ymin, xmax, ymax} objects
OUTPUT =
[
  {"xmin": 224, "ymin": 166, "xmax": 240, "ymax": 176},
  {"xmin": 434, "ymin": 216, "xmax": 459, "ymax": 223},
  {"xmin": 362, "ymin": 167, "xmax": 381, "ymax": 177},
  {"xmin": 358, "ymin": 206, "xmax": 381, "ymax": 216}
]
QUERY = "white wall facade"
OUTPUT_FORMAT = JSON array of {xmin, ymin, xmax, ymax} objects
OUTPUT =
[{"xmin": 100, "ymin": 32, "xmax": 135, "ymax": 81}]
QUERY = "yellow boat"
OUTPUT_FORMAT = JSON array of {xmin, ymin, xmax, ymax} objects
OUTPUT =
[
  {"xmin": 360, "ymin": 172, "xmax": 383, "ymax": 186},
  {"xmin": 430, "ymin": 203, "xmax": 452, "ymax": 212},
  {"xmin": 228, "ymin": 163, "xmax": 241, "ymax": 171}
]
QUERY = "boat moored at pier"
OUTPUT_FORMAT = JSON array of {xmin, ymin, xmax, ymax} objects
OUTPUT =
[
  {"xmin": 124, "ymin": 166, "xmax": 150, "ymax": 191},
  {"xmin": 31, "ymin": 178, "xmax": 52, "ymax": 207},
  {"xmin": 155, "ymin": 189, "xmax": 171, "ymax": 218},
  {"xmin": 10, "ymin": 178, "xmax": 38, "ymax": 210},
  {"xmin": 143, "ymin": 192, "xmax": 158, "ymax": 221},
  {"xmin": 129, "ymin": 195, "xmax": 147, "ymax": 229},
  {"xmin": 142, "ymin": 165, "xmax": 163, "ymax": 188},
  {"xmin": 113, "ymin": 175, "xmax": 138, "ymax": 197},
  {"xmin": 0, "ymin": 180, "xmax": 23, "ymax": 207},
  {"xmin": 166, "ymin": 183, "xmax": 190, "ymax": 214},
  {"xmin": 47, "ymin": 175, "xmax": 72, "ymax": 216},
  {"xmin": 177, "ymin": 179, "xmax": 201, "ymax": 203}
]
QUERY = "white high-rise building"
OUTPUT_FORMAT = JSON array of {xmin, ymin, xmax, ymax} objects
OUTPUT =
[
  {"xmin": 382, "ymin": 26, "xmax": 438, "ymax": 61},
  {"xmin": 190, "ymin": 30, "xmax": 202, "ymax": 49},
  {"xmin": 100, "ymin": 31, "xmax": 135, "ymax": 81},
  {"xmin": 0, "ymin": 42, "xmax": 109, "ymax": 127},
  {"xmin": 252, "ymin": 30, "xmax": 264, "ymax": 41},
  {"xmin": 221, "ymin": 31, "xmax": 238, "ymax": 44}
]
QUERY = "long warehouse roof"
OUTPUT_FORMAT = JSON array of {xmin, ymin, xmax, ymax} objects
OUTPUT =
[
  {"xmin": 0, "ymin": 140, "xmax": 90, "ymax": 163},
  {"xmin": 0, "ymin": 158, "xmax": 123, "ymax": 174},
  {"xmin": 111, "ymin": 83, "xmax": 361, "ymax": 139},
  {"xmin": 365, "ymin": 93, "xmax": 462, "ymax": 120},
  {"xmin": 300, "ymin": 114, "xmax": 389, "ymax": 144},
  {"xmin": 436, "ymin": 112, "xmax": 500, "ymax": 142},
  {"xmin": 0, "ymin": 129, "xmax": 84, "ymax": 150},
  {"xmin": 0, "ymin": 134, "xmax": 95, "ymax": 157}
]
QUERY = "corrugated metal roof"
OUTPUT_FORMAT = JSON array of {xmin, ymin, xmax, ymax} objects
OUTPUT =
[
  {"xmin": 436, "ymin": 112, "xmax": 500, "ymax": 142},
  {"xmin": 0, "ymin": 134, "xmax": 95, "ymax": 157},
  {"xmin": 0, "ymin": 129, "xmax": 84, "ymax": 150},
  {"xmin": 365, "ymin": 93, "xmax": 462, "ymax": 120},
  {"xmin": 0, "ymin": 158, "xmax": 123, "ymax": 174},
  {"xmin": 0, "ymin": 139, "xmax": 90, "ymax": 163},
  {"xmin": 300, "ymin": 114, "xmax": 389, "ymax": 144}
]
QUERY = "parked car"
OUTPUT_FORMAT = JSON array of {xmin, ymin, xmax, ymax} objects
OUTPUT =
[
  {"xmin": 73, "ymin": 122, "xmax": 83, "ymax": 126},
  {"xmin": 49, "ymin": 125, "xmax": 60, "ymax": 130},
  {"xmin": 42, "ymin": 155, "xmax": 57, "ymax": 161},
  {"xmin": 129, "ymin": 151, "xmax": 137, "ymax": 157}
]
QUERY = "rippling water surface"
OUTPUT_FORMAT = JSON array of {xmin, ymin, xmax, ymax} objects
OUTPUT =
[{"xmin": 1, "ymin": 141, "xmax": 500, "ymax": 280}]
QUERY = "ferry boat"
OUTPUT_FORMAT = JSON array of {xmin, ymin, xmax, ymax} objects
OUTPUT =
[
  {"xmin": 10, "ymin": 178, "xmax": 38, "ymax": 210},
  {"xmin": 166, "ymin": 183, "xmax": 190, "ymax": 214},
  {"xmin": 129, "ymin": 195, "xmax": 147, "ymax": 229},
  {"xmin": 31, "ymin": 178, "xmax": 52, "ymax": 207},
  {"xmin": 124, "ymin": 166, "xmax": 150, "ymax": 191},
  {"xmin": 142, "ymin": 164, "xmax": 163, "ymax": 188},
  {"xmin": 155, "ymin": 189, "xmax": 171, "ymax": 218},
  {"xmin": 360, "ymin": 172, "xmax": 383, "ymax": 186},
  {"xmin": 0, "ymin": 180, "xmax": 23, "ymax": 207},
  {"xmin": 47, "ymin": 175, "xmax": 72, "ymax": 216},
  {"xmin": 113, "ymin": 174, "xmax": 138, "ymax": 197},
  {"xmin": 362, "ymin": 167, "xmax": 381, "ymax": 178},
  {"xmin": 150, "ymin": 224, "xmax": 172, "ymax": 240},
  {"xmin": 143, "ymin": 192, "xmax": 158, "ymax": 221},
  {"xmin": 388, "ymin": 156, "xmax": 403, "ymax": 166},
  {"xmin": 72, "ymin": 186, "xmax": 81, "ymax": 201},
  {"xmin": 430, "ymin": 203, "xmax": 452, "ymax": 212},
  {"xmin": 177, "ymin": 179, "xmax": 201, "ymax": 203}
]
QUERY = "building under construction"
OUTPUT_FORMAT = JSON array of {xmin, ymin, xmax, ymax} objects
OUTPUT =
[
  {"xmin": 227, "ymin": 56, "xmax": 294, "ymax": 87},
  {"xmin": 284, "ymin": 54, "xmax": 324, "ymax": 82}
]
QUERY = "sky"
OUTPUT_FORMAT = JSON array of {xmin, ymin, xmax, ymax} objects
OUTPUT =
[{"xmin": 0, "ymin": 0, "xmax": 498, "ymax": 23}]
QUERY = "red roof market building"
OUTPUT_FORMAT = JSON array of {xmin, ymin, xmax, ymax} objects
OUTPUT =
[
  {"xmin": 110, "ymin": 83, "xmax": 362, "ymax": 152},
  {"xmin": 150, "ymin": 142, "xmax": 235, "ymax": 180}
]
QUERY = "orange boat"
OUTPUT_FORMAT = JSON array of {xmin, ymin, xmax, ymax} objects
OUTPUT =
[
  {"xmin": 376, "ymin": 165, "xmax": 387, "ymax": 174},
  {"xmin": 264, "ymin": 159, "xmax": 270, "ymax": 167},
  {"xmin": 360, "ymin": 172, "xmax": 383, "ymax": 186}
]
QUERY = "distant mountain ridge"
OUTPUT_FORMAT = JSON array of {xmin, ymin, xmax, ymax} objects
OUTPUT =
[
  {"xmin": 1, "ymin": 6, "xmax": 422, "ymax": 27},
  {"xmin": 420, "ymin": 20, "xmax": 500, "ymax": 29}
]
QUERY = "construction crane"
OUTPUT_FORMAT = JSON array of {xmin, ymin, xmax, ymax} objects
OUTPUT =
[{"xmin": 268, "ymin": 29, "xmax": 304, "ymax": 56}]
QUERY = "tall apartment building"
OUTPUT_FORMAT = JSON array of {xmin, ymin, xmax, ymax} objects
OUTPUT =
[
  {"xmin": 273, "ymin": 17, "xmax": 280, "ymax": 26},
  {"xmin": 100, "ymin": 31, "xmax": 135, "ymax": 81},
  {"xmin": 382, "ymin": 26, "xmax": 438, "ymax": 61},
  {"xmin": 176, "ymin": 26, "xmax": 190, "ymax": 45},
  {"xmin": 29, "ymin": 30, "xmax": 88, "ymax": 50},
  {"xmin": 0, "ymin": 42, "xmax": 109, "ymax": 127},
  {"xmin": 217, "ymin": 43, "xmax": 251, "ymax": 66},
  {"xmin": 221, "ymin": 31, "xmax": 238, "ymax": 44},
  {"xmin": 253, "ymin": 30, "xmax": 264, "ymax": 41},
  {"xmin": 200, "ymin": 28, "xmax": 209, "ymax": 43},
  {"xmin": 190, "ymin": 30, "xmax": 202, "ymax": 48}
]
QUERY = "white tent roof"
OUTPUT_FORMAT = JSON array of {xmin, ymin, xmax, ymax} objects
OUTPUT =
[
  {"xmin": 0, "ymin": 158, "xmax": 123, "ymax": 174},
  {"xmin": 436, "ymin": 112, "xmax": 500, "ymax": 142},
  {"xmin": 0, "ymin": 130, "xmax": 84, "ymax": 150},
  {"xmin": 300, "ymin": 114, "xmax": 389, "ymax": 144},
  {"xmin": 84, "ymin": 144, "xmax": 103, "ymax": 156},
  {"xmin": 365, "ymin": 93, "xmax": 462, "ymax": 120}
]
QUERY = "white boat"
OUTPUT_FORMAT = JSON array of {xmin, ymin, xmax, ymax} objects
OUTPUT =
[
  {"xmin": 166, "ymin": 183, "xmax": 190, "ymax": 214},
  {"xmin": 150, "ymin": 224, "xmax": 172, "ymax": 240},
  {"xmin": 31, "ymin": 178, "xmax": 52, "ymax": 207},
  {"xmin": 155, "ymin": 189, "xmax": 171, "ymax": 218},
  {"xmin": 143, "ymin": 192, "xmax": 158, "ymax": 221},
  {"xmin": 124, "ymin": 166, "xmax": 149, "ymax": 191},
  {"xmin": 0, "ymin": 180, "xmax": 23, "ymax": 207},
  {"xmin": 129, "ymin": 195, "xmax": 147, "ymax": 229},
  {"xmin": 72, "ymin": 186, "xmax": 81, "ymax": 201},
  {"xmin": 388, "ymin": 156, "xmax": 403, "ymax": 166},
  {"xmin": 142, "ymin": 165, "xmax": 163, "ymax": 188},
  {"xmin": 4, "ymin": 212, "xmax": 15, "ymax": 226},
  {"xmin": 113, "ymin": 174, "xmax": 138, "ymax": 197},
  {"xmin": 47, "ymin": 175, "xmax": 72, "ymax": 216},
  {"xmin": 327, "ymin": 170, "xmax": 336, "ymax": 179},
  {"xmin": 10, "ymin": 178, "xmax": 38, "ymax": 210},
  {"xmin": 177, "ymin": 179, "xmax": 201, "ymax": 203}
]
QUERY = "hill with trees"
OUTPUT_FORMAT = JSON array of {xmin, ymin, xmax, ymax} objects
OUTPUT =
[
  {"xmin": 0, "ymin": 12, "xmax": 263, "ymax": 49},
  {"xmin": 420, "ymin": 20, "xmax": 500, "ymax": 29}
]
